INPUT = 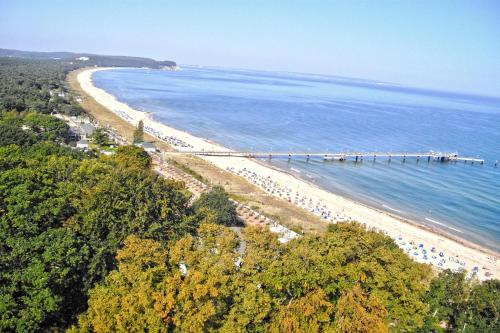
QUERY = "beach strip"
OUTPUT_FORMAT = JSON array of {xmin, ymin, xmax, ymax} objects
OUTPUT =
[{"xmin": 77, "ymin": 67, "xmax": 499, "ymax": 280}]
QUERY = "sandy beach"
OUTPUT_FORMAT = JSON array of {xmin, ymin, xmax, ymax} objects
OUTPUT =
[{"xmin": 77, "ymin": 67, "xmax": 499, "ymax": 280}]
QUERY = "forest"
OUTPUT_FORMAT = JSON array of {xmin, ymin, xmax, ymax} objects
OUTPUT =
[
  {"xmin": 0, "ymin": 48, "xmax": 177, "ymax": 69},
  {"xmin": 0, "ymin": 57, "xmax": 498, "ymax": 332}
]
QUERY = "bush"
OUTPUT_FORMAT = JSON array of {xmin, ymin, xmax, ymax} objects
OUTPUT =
[{"xmin": 193, "ymin": 186, "xmax": 239, "ymax": 227}]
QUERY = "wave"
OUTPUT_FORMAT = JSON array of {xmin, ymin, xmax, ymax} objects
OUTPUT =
[{"xmin": 425, "ymin": 217, "xmax": 463, "ymax": 233}]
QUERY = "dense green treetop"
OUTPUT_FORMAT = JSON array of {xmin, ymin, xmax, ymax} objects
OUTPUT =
[
  {"xmin": 70, "ymin": 223, "xmax": 431, "ymax": 332},
  {"xmin": 0, "ymin": 58, "xmax": 81, "ymax": 115},
  {"xmin": 0, "ymin": 142, "xmax": 199, "ymax": 331},
  {"xmin": 193, "ymin": 185, "xmax": 240, "ymax": 227}
]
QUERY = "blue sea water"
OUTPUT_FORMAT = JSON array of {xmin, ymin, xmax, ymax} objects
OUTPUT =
[{"xmin": 92, "ymin": 67, "xmax": 500, "ymax": 251}]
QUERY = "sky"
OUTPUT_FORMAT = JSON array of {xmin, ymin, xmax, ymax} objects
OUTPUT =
[{"xmin": 1, "ymin": 0, "xmax": 499, "ymax": 97}]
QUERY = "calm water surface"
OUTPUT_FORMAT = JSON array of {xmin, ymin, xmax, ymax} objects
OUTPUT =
[{"xmin": 93, "ymin": 67, "xmax": 500, "ymax": 251}]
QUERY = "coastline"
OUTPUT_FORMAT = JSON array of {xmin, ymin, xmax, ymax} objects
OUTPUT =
[
  {"xmin": 249, "ymin": 156, "xmax": 497, "ymax": 256},
  {"xmin": 74, "ymin": 67, "xmax": 499, "ymax": 280}
]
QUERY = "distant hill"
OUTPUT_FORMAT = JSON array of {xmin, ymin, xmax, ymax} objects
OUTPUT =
[{"xmin": 0, "ymin": 48, "xmax": 177, "ymax": 69}]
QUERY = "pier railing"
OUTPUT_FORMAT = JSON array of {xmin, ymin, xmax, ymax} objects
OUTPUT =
[{"xmin": 163, "ymin": 150, "xmax": 486, "ymax": 164}]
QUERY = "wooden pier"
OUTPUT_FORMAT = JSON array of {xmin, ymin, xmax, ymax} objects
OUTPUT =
[{"xmin": 163, "ymin": 150, "xmax": 485, "ymax": 164}]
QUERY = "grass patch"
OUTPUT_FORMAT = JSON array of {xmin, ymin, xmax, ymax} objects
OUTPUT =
[
  {"xmin": 229, "ymin": 193, "xmax": 249, "ymax": 204},
  {"xmin": 289, "ymin": 225, "xmax": 303, "ymax": 235},
  {"xmin": 168, "ymin": 158, "xmax": 208, "ymax": 184}
]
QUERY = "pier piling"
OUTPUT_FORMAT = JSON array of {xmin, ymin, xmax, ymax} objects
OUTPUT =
[{"xmin": 169, "ymin": 151, "xmax": 485, "ymax": 166}]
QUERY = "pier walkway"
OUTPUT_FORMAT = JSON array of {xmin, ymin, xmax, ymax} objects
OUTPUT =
[{"xmin": 163, "ymin": 150, "xmax": 485, "ymax": 164}]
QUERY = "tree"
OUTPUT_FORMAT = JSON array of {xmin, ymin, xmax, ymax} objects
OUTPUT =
[
  {"xmin": 112, "ymin": 145, "xmax": 152, "ymax": 169},
  {"xmin": 0, "ymin": 148, "xmax": 88, "ymax": 331},
  {"xmin": 68, "ymin": 235, "xmax": 168, "ymax": 333},
  {"xmin": 71, "ymin": 225, "xmax": 240, "ymax": 333},
  {"xmin": 0, "ymin": 228, "xmax": 90, "ymax": 332},
  {"xmin": 91, "ymin": 128, "xmax": 110, "ymax": 146},
  {"xmin": 334, "ymin": 285, "xmax": 388, "ymax": 333},
  {"xmin": 421, "ymin": 270, "xmax": 500, "ymax": 333},
  {"xmin": 0, "ymin": 139, "xmax": 193, "ymax": 331},
  {"xmin": 269, "ymin": 289, "xmax": 335, "ymax": 333},
  {"xmin": 23, "ymin": 113, "xmax": 69, "ymax": 142},
  {"xmin": 133, "ymin": 119, "xmax": 144, "ymax": 143},
  {"xmin": 459, "ymin": 279, "xmax": 500, "ymax": 332},
  {"xmin": 193, "ymin": 186, "xmax": 239, "ymax": 226},
  {"xmin": 422, "ymin": 270, "xmax": 468, "ymax": 331},
  {"xmin": 2, "ymin": 53, "xmax": 499, "ymax": 332},
  {"xmin": 72, "ymin": 222, "xmax": 443, "ymax": 332},
  {"xmin": 66, "ymin": 165, "xmax": 192, "ymax": 287},
  {"xmin": 0, "ymin": 122, "xmax": 36, "ymax": 147},
  {"xmin": 60, "ymin": 103, "xmax": 85, "ymax": 116}
]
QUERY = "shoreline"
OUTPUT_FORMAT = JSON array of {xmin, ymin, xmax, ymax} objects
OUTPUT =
[
  {"xmin": 75, "ymin": 67, "xmax": 499, "ymax": 280},
  {"xmin": 253, "ymin": 157, "xmax": 495, "ymax": 254}
]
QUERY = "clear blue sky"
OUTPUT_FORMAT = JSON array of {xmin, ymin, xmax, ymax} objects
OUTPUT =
[{"xmin": 1, "ymin": 0, "xmax": 499, "ymax": 96}]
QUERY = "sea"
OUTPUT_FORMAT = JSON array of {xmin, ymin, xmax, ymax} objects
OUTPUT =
[{"xmin": 92, "ymin": 66, "xmax": 500, "ymax": 252}]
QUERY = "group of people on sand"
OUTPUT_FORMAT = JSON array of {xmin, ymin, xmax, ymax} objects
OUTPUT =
[
  {"xmin": 226, "ymin": 166, "xmax": 493, "ymax": 280},
  {"xmin": 144, "ymin": 124, "xmax": 193, "ymax": 148},
  {"xmin": 227, "ymin": 167, "xmax": 351, "ymax": 223},
  {"xmin": 395, "ymin": 235, "xmax": 493, "ymax": 278},
  {"xmin": 114, "ymin": 109, "xmax": 133, "ymax": 122}
]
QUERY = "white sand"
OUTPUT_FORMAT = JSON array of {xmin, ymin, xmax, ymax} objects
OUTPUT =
[{"xmin": 78, "ymin": 68, "xmax": 499, "ymax": 280}]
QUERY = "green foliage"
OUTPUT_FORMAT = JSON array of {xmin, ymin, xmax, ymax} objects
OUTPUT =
[
  {"xmin": 112, "ymin": 145, "xmax": 152, "ymax": 169},
  {"xmin": 0, "ymin": 121, "xmax": 37, "ymax": 147},
  {"xmin": 0, "ymin": 112, "xmax": 69, "ymax": 147},
  {"xmin": 0, "ymin": 141, "xmax": 195, "ymax": 331},
  {"xmin": 60, "ymin": 103, "xmax": 86, "ymax": 116},
  {"xmin": 0, "ymin": 146, "xmax": 88, "ymax": 331},
  {"xmin": 66, "ymin": 165, "xmax": 192, "ymax": 287},
  {"xmin": 0, "ymin": 228, "xmax": 90, "ymax": 332},
  {"xmin": 0, "ymin": 48, "xmax": 177, "ymax": 68},
  {"xmin": 193, "ymin": 186, "xmax": 239, "ymax": 226},
  {"xmin": 23, "ymin": 112, "xmax": 69, "ymax": 141},
  {"xmin": 72, "ymin": 222, "xmax": 437, "ymax": 332},
  {"xmin": 133, "ymin": 119, "xmax": 144, "ymax": 143},
  {"xmin": 67, "ymin": 235, "xmax": 169, "ymax": 333},
  {"xmin": 462, "ymin": 279, "xmax": 500, "ymax": 332},
  {"xmin": 90, "ymin": 128, "xmax": 110, "ymax": 146},
  {"xmin": 420, "ymin": 270, "xmax": 500, "ymax": 332},
  {"xmin": 0, "ymin": 57, "xmax": 81, "ymax": 115}
]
